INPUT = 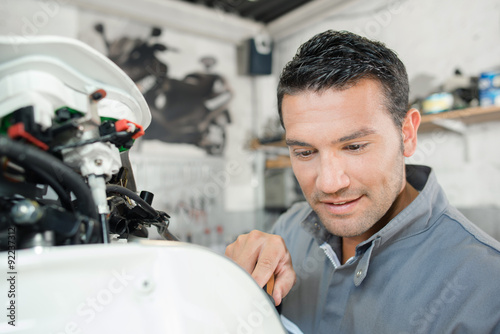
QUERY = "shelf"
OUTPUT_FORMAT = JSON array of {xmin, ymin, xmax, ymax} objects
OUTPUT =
[
  {"xmin": 419, "ymin": 105, "xmax": 500, "ymax": 132},
  {"xmin": 248, "ymin": 138, "xmax": 290, "ymax": 169},
  {"xmin": 249, "ymin": 138, "xmax": 285, "ymax": 150},
  {"xmin": 265, "ymin": 155, "xmax": 291, "ymax": 169},
  {"xmin": 253, "ymin": 106, "xmax": 500, "ymax": 140}
]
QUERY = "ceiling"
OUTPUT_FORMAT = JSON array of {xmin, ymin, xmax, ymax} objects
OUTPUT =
[{"xmin": 179, "ymin": 0, "xmax": 315, "ymax": 23}]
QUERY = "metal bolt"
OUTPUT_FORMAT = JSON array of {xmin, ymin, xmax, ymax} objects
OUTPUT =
[
  {"xmin": 76, "ymin": 125, "xmax": 84, "ymax": 138},
  {"xmin": 11, "ymin": 200, "xmax": 41, "ymax": 225}
]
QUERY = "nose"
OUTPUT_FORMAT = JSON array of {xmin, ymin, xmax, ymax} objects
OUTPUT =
[{"xmin": 315, "ymin": 154, "xmax": 350, "ymax": 195}]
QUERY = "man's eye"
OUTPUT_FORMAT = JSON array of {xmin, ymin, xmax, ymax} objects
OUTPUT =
[
  {"xmin": 346, "ymin": 143, "xmax": 368, "ymax": 152},
  {"xmin": 294, "ymin": 150, "xmax": 314, "ymax": 158}
]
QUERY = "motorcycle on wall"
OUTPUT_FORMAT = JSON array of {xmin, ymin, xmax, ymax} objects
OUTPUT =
[{"xmin": 94, "ymin": 24, "xmax": 232, "ymax": 155}]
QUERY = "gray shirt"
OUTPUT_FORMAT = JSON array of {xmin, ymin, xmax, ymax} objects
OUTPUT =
[{"xmin": 272, "ymin": 165, "xmax": 500, "ymax": 334}]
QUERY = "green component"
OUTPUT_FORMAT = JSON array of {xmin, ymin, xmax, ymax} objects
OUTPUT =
[
  {"xmin": 99, "ymin": 117, "xmax": 132, "ymax": 152},
  {"xmin": 0, "ymin": 106, "xmax": 134, "ymax": 151},
  {"xmin": 55, "ymin": 107, "xmax": 119, "ymax": 124},
  {"xmin": 100, "ymin": 116, "xmax": 118, "ymax": 123},
  {"xmin": 54, "ymin": 106, "xmax": 84, "ymax": 122},
  {"xmin": 58, "ymin": 106, "xmax": 82, "ymax": 114},
  {"xmin": 0, "ymin": 113, "xmax": 14, "ymax": 134},
  {"xmin": 119, "ymin": 141, "xmax": 133, "ymax": 152}
]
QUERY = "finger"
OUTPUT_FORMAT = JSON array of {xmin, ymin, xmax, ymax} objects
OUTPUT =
[
  {"xmin": 251, "ymin": 248, "xmax": 281, "ymax": 288},
  {"xmin": 272, "ymin": 264, "xmax": 296, "ymax": 306},
  {"xmin": 231, "ymin": 232, "xmax": 267, "ymax": 274},
  {"xmin": 224, "ymin": 243, "xmax": 233, "ymax": 258}
]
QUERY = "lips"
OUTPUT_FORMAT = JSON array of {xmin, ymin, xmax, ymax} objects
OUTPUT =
[{"xmin": 320, "ymin": 196, "xmax": 362, "ymax": 215}]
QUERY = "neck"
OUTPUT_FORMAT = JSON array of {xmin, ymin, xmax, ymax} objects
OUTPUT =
[{"xmin": 341, "ymin": 181, "xmax": 419, "ymax": 264}]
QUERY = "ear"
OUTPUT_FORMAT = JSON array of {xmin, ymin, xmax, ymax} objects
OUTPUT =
[{"xmin": 401, "ymin": 108, "xmax": 421, "ymax": 158}]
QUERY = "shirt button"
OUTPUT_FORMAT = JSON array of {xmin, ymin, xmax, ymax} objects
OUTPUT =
[{"xmin": 356, "ymin": 269, "xmax": 363, "ymax": 278}]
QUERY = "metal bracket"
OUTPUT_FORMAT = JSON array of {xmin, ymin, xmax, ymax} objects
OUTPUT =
[
  {"xmin": 431, "ymin": 118, "xmax": 469, "ymax": 161},
  {"xmin": 432, "ymin": 118, "xmax": 467, "ymax": 134}
]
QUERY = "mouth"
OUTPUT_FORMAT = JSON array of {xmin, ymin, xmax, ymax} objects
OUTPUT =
[
  {"xmin": 319, "ymin": 196, "xmax": 363, "ymax": 215},
  {"xmin": 332, "ymin": 200, "xmax": 353, "ymax": 205}
]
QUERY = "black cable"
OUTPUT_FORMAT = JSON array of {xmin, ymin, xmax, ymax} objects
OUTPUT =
[
  {"xmin": 106, "ymin": 184, "xmax": 178, "ymax": 241},
  {"xmin": 23, "ymin": 165, "xmax": 74, "ymax": 211},
  {"xmin": 106, "ymin": 185, "xmax": 160, "ymax": 218},
  {"xmin": 0, "ymin": 136, "xmax": 99, "ymax": 223}
]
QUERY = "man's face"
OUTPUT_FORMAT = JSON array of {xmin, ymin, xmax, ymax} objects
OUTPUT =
[{"xmin": 283, "ymin": 79, "xmax": 407, "ymax": 238}]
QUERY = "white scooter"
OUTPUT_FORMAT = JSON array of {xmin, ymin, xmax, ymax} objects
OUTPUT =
[{"xmin": 0, "ymin": 36, "xmax": 285, "ymax": 334}]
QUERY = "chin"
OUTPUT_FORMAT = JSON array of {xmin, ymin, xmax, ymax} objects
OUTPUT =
[
  {"xmin": 320, "ymin": 218, "xmax": 360, "ymax": 237},
  {"xmin": 316, "ymin": 212, "xmax": 374, "ymax": 238}
]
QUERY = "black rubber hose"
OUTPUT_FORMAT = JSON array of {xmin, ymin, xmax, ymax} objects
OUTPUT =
[
  {"xmin": 25, "ymin": 165, "xmax": 74, "ymax": 211},
  {"xmin": 106, "ymin": 184, "xmax": 159, "ymax": 218},
  {"xmin": 106, "ymin": 185, "xmax": 178, "ymax": 241},
  {"xmin": 0, "ymin": 137, "xmax": 99, "ymax": 221}
]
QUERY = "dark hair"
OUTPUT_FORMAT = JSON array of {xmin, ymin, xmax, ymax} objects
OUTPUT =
[{"xmin": 277, "ymin": 30, "xmax": 409, "ymax": 128}]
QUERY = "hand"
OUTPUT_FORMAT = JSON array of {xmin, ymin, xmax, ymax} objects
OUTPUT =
[{"xmin": 225, "ymin": 230, "xmax": 296, "ymax": 306}]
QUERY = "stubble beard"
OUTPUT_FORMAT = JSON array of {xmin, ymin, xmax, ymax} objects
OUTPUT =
[{"xmin": 310, "ymin": 162, "xmax": 405, "ymax": 238}]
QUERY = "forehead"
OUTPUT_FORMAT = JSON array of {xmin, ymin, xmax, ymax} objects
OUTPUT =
[
  {"xmin": 282, "ymin": 79, "xmax": 396, "ymax": 140},
  {"xmin": 282, "ymin": 80, "xmax": 398, "ymax": 147}
]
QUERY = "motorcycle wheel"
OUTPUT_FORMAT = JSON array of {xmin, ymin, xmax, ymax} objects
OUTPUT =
[{"xmin": 201, "ymin": 113, "xmax": 228, "ymax": 155}]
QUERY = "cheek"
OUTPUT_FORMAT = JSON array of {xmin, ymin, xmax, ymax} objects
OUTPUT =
[
  {"xmin": 291, "ymin": 163, "xmax": 315, "ymax": 195},
  {"xmin": 345, "ymin": 147, "xmax": 398, "ymax": 185}
]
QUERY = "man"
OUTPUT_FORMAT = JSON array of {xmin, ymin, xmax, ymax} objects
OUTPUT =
[{"xmin": 225, "ymin": 30, "xmax": 500, "ymax": 333}]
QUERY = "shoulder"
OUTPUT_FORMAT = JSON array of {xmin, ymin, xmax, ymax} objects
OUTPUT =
[
  {"xmin": 381, "ymin": 203, "xmax": 500, "ymax": 285},
  {"xmin": 423, "ymin": 209, "xmax": 500, "ymax": 331},
  {"xmin": 439, "ymin": 206, "xmax": 500, "ymax": 257},
  {"xmin": 373, "ymin": 206, "xmax": 500, "ymax": 331},
  {"xmin": 408, "ymin": 205, "xmax": 500, "ymax": 287}
]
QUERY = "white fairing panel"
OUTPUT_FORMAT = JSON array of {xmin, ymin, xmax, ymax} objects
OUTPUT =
[
  {"xmin": 0, "ymin": 36, "xmax": 151, "ymax": 129},
  {"xmin": 0, "ymin": 241, "xmax": 286, "ymax": 333}
]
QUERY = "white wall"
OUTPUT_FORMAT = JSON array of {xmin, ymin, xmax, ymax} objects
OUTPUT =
[{"xmin": 269, "ymin": 0, "xmax": 500, "ymax": 97}]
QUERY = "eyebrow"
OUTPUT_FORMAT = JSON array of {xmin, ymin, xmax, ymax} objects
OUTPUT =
[
  {"xmin": 286, "ymin": 128, "xmax": 377, "ymax": 147},
  {"xmin": 337, "ymin": 128, "xmax": 377, "ymax": 143}
]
